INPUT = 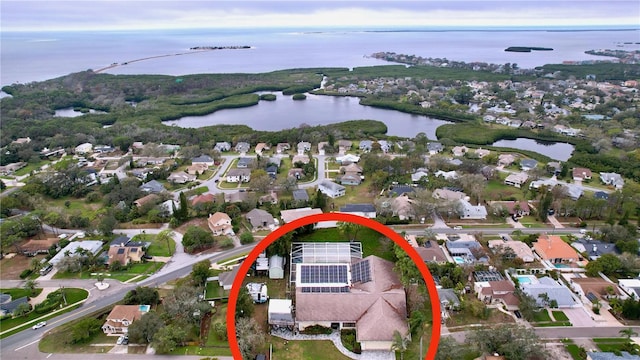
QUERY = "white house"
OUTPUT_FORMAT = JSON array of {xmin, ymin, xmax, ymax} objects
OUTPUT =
[
  {"xmin": 504, "ymin": 172, "xmax": 529, "ymax": 188},
  {"xmin": 75, "ymin": 142, "xmax": 93, "ymax": 154},
  {"xmin": 102, "ymin": 305, "xmax": 149, "ymax": 334},
  {"xmin": 458, "ymin": 199, "xmax": 487, "ymax": 220},
  {"xmin": 339, "ymin": 203, "xmax": 376, "ymax": 218},
  {"xmin": 226, "ymin": 168, "xmax": 251, "ymax": 183},
  {"xmin": 208, "ymin": 212, "xmax": 234, "ymax": 236},
  {"xmin": 600, "ymin": 172, "xmax": 624, "ymax": 189},
  {"xmin": 318, "ymin": 180, "xmax": 346, "ymax": 198}
]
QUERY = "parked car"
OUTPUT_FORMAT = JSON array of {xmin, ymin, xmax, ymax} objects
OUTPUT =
[
  {"xmin": 116, "ymin": 335, "xmax": 125, "ymax": 345},
  {"xmin": 32, "ymin": 321, "xmax": 46, "ymax": 330},
  {"xmin": 453, "ymin": 226, "xmax": 463, "ymax": 230},
  {"xmin": 122, "ymin": 336, "xmax": 129, "ymax": 345}
]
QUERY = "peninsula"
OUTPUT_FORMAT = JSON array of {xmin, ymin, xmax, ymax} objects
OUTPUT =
[
  {"xmin": 189, "ymin": 45, "xmax": 251, "ymax": 50},
  {"xmin": 504, "ymin": 46, "xmax": 554, "ymax": 52}
]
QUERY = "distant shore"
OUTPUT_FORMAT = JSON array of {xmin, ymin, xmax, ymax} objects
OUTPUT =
[
  {"xmin": 93, "ymin": 46, "xmax": 252, "ymax": 73},
  {"xmin": 505, "ymin": 46, "xmax": 554, "ymax": 52}
]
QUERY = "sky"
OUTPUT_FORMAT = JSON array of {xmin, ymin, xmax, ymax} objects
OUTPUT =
[{"xmin": 1, "ymin": 0, "xmax": 639, "ymax": 32}]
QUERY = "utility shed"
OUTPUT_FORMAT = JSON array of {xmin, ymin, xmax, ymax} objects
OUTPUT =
[
  {"xmin": 269, "ymin": 255, "xmax": 285, "ymax": 279},
  {"xmin": 268, "ymin": 299, "xmax": 294, "ymax": 329}
]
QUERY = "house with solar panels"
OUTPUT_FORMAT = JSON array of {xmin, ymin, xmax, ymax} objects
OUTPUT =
[{"xmin": 290, "ymin": 242, "xmax": 409, "ymax": 352}]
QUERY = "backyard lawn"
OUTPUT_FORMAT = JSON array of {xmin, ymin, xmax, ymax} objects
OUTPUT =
[
  {"xmin": 266, "ymin": 338, "xmax": 351, "ymax": 360},
  {"xmin": 54, "ymin": 261, "xmax": 164, "ymax": 282},
  {"xmin": 131, "ymin": 234, "xmax": 176, "ymax": 257},
  {"xmin": 296, "ymin": 227, "xmax": 395, "ymax": 261}
]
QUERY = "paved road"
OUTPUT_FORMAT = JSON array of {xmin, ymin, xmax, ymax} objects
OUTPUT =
[
  {"xmin": 444, "ymin": 326, "xmax": 640, "ymax": 344},
  {"xmin": 1, "ymin": 244, "xmax": 256, "ymax": 360}
]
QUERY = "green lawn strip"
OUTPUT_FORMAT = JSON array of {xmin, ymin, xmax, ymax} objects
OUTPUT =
[
  {"xmin": 167, "ymin": 345, "xmax": 232, "ymax": 356},
  {"xmin": 565, "ymin": 344, "xmax": 585, "ymax": 360},
  {"xmin": 38, "ymin": 308, "xmax": 115, "ymax": 353},
  {"xmin": 597, "ymin": 343, "xmax": 630, "ymax": 352},
  {"xmin": 205, "ymin": 281, "xmax": 229, "ymax": 299},
  {"xmin": 552, "ymin": 310, "xmax": 570, "ymax": 321},
  {"xmin": 219, "ymin": 181, "xmax": 239, "ymax": 189},
  {"xmin": 297, "ymin": 227, "xmax": 394, "ymax": 261},
  {"xmin": 133, "ymin": 234, "xmax": 175, "ymax": 257},
  {"xmin": 54, "ymin": 262, "xmax": 164, "ymax": 281},
  {"xmin": 0, "ymin": 288, "xmax": 43, "ymax": 299},
  {"xmin": 593, "ymin": 338, "xmax": 629, "ymax": 343},
  {"xmin": 0, "ymin": 288, "xmax": 88, "ymax": 337},
  {"xmin": 13, "ymin": 160, "xmax": 49, "ymax": 176},
  {"xmin": 534, "ymin": 321, "xmax": 572, "ymax": 327},
  {"xmin": 532, "ymin": 310, "xmax": 552, "ymax": 322},
  {"xmin": 267, "ymin": 337, "xmax": 351, "ymax": 360}
]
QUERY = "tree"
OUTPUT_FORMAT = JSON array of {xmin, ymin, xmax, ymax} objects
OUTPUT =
[
  {"xmin": 235, "ymin": 317, "xmax": 265, "ymax": 360},
  {"xmin": 191, "ymin": 259, "xmax": 212, "ymax": 287},
  {"xmin": 620, "ymin": 328, "xmax": 638, "ymax": 341},
  {"xmin": 98, "ymin": 212, "xmax": 117, "ymax": 235},
  {"xmin": 466, "ymin": 324, "xmax": 548, "ymax": 360},
  {"xmin": 236, "ymin": 286, "xmax": 255, "ymax": 319},
  {"xmin": 123, "ymin": 286, "xmax": 160, "ymax": 305},
  {"xmin": 70, "ymin": 318, "xmax": 102, "ymax": 344},
  {"xmin": 411, "ymin": 188, "xmax": 436, "ymax": 220},
  {"xmin": 13, "ymin": 302, "xmax": 31, "ymax": 317},
  {"xmin": 250, "ymin": 169, "xmax": 272, "ymax": 194},
  {"xmin": 314, "ymin": 189, "xmax": 326, "ymax": 210},
  {"xmin": 240, "ymin": 232, "xmax": 254, "ymax": 245},
  {"xmin": 162, "ymin": 284, "xmax": 212, "ymax": 324},
  {"xmin": 337, "ymin": 222, "xmax": 362, "ymax": 242},
  {"xmin": 391, "ymin": 330, "xmax": 409, "ymax": 360},
  {"xmin": 152, "ymin": 324, "xmax": 186, "ymax": 354},
  {"xmin": 267, "ymin": 232, "xmax": 292, "ymax": 257},
  {"xmin": 458, "ymin": 174, "xmax": 486, "ymax": 204},
  {"xmin": 182, "ymin": 225, "xmax": 215, "ymax": 253},
  {"xmin": 586, "ymin": 253, "xmax": 623, "ymax": 277},
  {"xmin": 128, "ymin": 312, "xmax": 164, "ymax": 344},
  {"xmin": 436, "ymin": 337, "xmax": 472, "ymax": 360},
  {"xmin": 175, "ymin": 192, "xmax": 189, "ymax": 221},
  {"xmin": 24, "ymin": 279, "xmax": 39, "ymax": 297},
  {"xmin": 30, "ymin": 258, "xmax": 43, "ymax": 272},
  {"xmin": 156, "ymin": 229, "xmax": 174, "ymax": 255}
]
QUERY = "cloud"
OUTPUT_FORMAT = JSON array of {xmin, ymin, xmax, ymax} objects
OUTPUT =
[{"xmin": 1, "ymin": 0, "xmax": 638, "ymax": 31}]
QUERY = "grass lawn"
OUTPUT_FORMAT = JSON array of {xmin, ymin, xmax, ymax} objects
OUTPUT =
[
  {"xmin": 485, "ymin": 179, "xmax": 525, "ymax": 201},
  {"xmin": 532, "ymin": 310, "xmax": 552, "ymax": 322},
  {"xmin": 54, "ymin": 262, "xmax": 164, "ymax": 282},
  {"xmin": 593, "ymin": 338, "xmax": 629, "ymax": 343},
  {"xmin": 168, "ymin": 304, "xmax": 232, "ymax": 358},
  {"xmin": 205, "ymin": 281, "xmax": 229, "ymax": 300},
  {"xmin": 243, "ymin": 275, "xmax": 288, "ymax": 299},
  {"xmin": 132, "ymin": 234, "xmax": 176, "ymax": 257},
  {"xmin": 0, "ymin": 288, "xmax": 43, "ymax": 299},
  {"xmin": 565, "ymin": 344, "xmax": 585, "ymax": 360},
  {"xmin": 597, "ymin": 342, "xmax": 632, "ymax": 352},
  {"xmin": 39, "ymin": 308, "xmax": 115, "ymax": 353},
  {"xmin": 297, "ymin": 227, "xmax": 395, "ymax": 261},
  {"xmin": 219, "ymin": 181, "xmax": 240, "ymax": 189},
  {"xmin": 14, "ymin": 160, "xmax": 49, "ymax": 176},
  {"xmin": 552, "ymin": 310, "xmax": 569, "ymax": 321},
  {"xmin": 185, "ymin": 186, "xmax": 209, "ymax": 197},
  {"xmin": 266, "ymin": 337, "xmax": 351, "ymax": 360},
  {"xmin": 0, "ymin": 288, "xmax": 88, "ymax": 336}
]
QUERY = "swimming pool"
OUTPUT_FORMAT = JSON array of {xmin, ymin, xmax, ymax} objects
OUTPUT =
[
  {"xmin": 554, "ymin": 263, "xmax": 570, "ymax": 268},
  {"xmin": 517, "ymin": 276, "xmax": 532, "ymax": 284},
  {"xmin": 139, "ymin": 305, "xmax": 150, "ymax": 312},
  {"xmin": 453, "ymin": 256, "xmax": 465, "ymax": 264}
]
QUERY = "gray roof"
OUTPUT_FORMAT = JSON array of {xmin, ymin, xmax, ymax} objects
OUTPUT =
[
  {"xmin": 245, "ymin": 209, "xmax": 276, "ymax": 228},
  {"xmin": 237, "ymin": 157, "xmax": 253, "ymax": 167},
  {"xmin": 319, "ymin": 179, "xmax": 345, "ymax": 192},
  {"xmin": 0, "ymin": 296, "xmax": 28, "ymax": 314},
  {"xmin": 571, "ymin": 240, "xmax": 619, "ymax": 260},
  {"xmin": 427, "ymin": 142, "xmax": 443, "ymax": 152},
  {"xmin": 292, "ymin": 189, "xmax": 309, "ymax": 201},
  {"xmin": 340, "ymin": 203, "xmax": 376, "ymax": 213},
  {"xmin": 389, "ymin": 185, "xmax": 414, "ymax": 196},
  {"xmin": 437, "ymin": 289, "xmax": 460, "ymax": 307},
  {"xmin": 521, "ymin": 276, "xmax": 578, "ymax": 307},
  {"xmin": 192, "ymin": 154, "xmax": 213, "ymax": 163},
  {"xmin": 587, "ymin": 352, "xmax": 640, "ymax": 360},
  {"xmin": 520, "ymin": 159, "xmax": 538, "ymax": 168},
  {"xmin": 139, "ymin": 180, "xmax": 165, "ymax": 193}
]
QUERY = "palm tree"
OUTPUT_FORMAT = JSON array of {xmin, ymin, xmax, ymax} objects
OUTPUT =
[
  {"xmin": 23, "ymin": 279, "xmax": 38, "ymax": 297},
  {"xmin": 390, "ymin": 330, "xmax": 409, "ymax": 360},
  {"xmin": 620, "ymin": 328, "xmax": 638, "ymax": 341}
]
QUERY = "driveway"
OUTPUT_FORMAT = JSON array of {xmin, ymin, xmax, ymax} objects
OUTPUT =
[{"xmin": 563, "ymin": 307, "xmax": 596, "ymax": 327}]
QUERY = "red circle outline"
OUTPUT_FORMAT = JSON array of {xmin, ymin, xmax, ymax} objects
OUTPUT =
[{"xmin": 227, "ymin": 212, "xmax": 441, "ymax": 359}]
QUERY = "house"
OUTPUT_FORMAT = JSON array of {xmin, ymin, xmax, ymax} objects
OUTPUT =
[
  {"xmin": 495, "ymin": 200, "xmax": 531, "ymax": 216},
  {"xmin": 504, "ymin": 172, "xmax": 529, "ymax": 188},
  {"xmin": 134, "ymin": 194, "xmax": 160, "ymax": 208},
  {"xmin": 107, "ymin": 244, "xmax": 145, "ymax": 266},
  {"xmin": 474, "ymin": 280, "xmax": 519, "ymax": 310},
  {"xmin": 411, "ymin": 169, "xmax": 429, "ymax": 183},
  {"xmin": 426, "ymin": 142, "xmax": 443, "ymax": 155},
  {"xmin": 186, "ymin": 163, "xmax": 209, "ymax": 175},
  {"xmin": 565, "ymin": 184, "xmax": 584, "ymax": 200},
  {"xmin": 448, "ymin": 158, "xmax": 463, "ymax": 167},
  {"xmin": 433, "ymin": 188, "xmax": 467, "ymax": 201},
  {"xmin": 600, "ymin": 172, "xmax": 624, "ymax": 189},
  {"xmin": 294, "ymin": 254, "xmax": 408, "ymax": 351},
  {"xmin": 208, "ymin": 212, "xmax": 234, "ymax": 236},
  {"xmin": 587, "ymin": 351, "xmax": 640, "ymax": 360},
  {"xmin": 297, "ymin": 141, "xmax": 311, "ymax": 154},
  {"xmin": 102, "ymin": 305, "xmax": 149, "ymax": 334},
  {"xmin": 359, "ymin": 140, "xmax": 373, "ymax": 152},
  {"xmin": 191, "ymin": 154, "xmax": 214, "ymax": 166},
  {"xmin": 11, "ymin": 137, "xmax": 31, "ymax": 145},
  {"xmin": 224, "ymin": 191, "xmax": 249, "ymax": 204},
  {"xmin": 488, "ymin": 240, "xmax": 535, "ymax": 262},
  {"xmin": 0, "ymin": 296, "xmax": 28, "ymax": 316},
  {"xmin": 335, "ymin": 154, "xmax": 360, "ymax": 164},
  {"xmin": 390, "ymin": 194, "xmax": 415, "ymax": 220},
  {"xmin": 573, "ymin": 167, "xmax": 593, "ymax": 181},
  {"xmin": 446, "ymin": 237, "xmax": 486, "ymax": 263},
  {"xmin": 318, "ymin": 180, "xmax": 346, "ymax": 198},
  {"xmin": 571, "ymin": 240, "xmax": 619, "ymax": 261},
  {"xmin": 480, "ymin": 165, "xmax": 496, "ymax": 180},
  {"xmin": 226, "ymin": 168, "xmax": 251, "ymax": 183},
  {"xmin": 167, "ymin": 171, "xmax": 196, "ymax": 184},
  {"xmin": 434, "ymin": 170, "xmax": 459, "ymax": 180},
  {"xmin": 618, "ymin": 279, "xmax": 640, "ymax": 299},
  {"xmin": 339, "ymin": 203, "xmax": 376, "ymax": 218},
  {"xmin": 266, "ymin": 165, "xmax": 278, "ymax": 179},
  {"xmin": 50, "ymin": 240, "xmax": 104, "ymax": 266},
  {"xmin": 377, "ymin": 140, "xmax": 392, "ymax": 153},
  {"xmin": 414, "ymin": 240, "xmax": 448, "ymax": 264},
  {"xmin": 458, "ymin": 199, "xmax": 487, "ymax": 220},
  {"xmin": 280, "ymin": 208, "xmax": 323, "ymax": 224},
  {"xmin": 340, "ymin": 163, "xmax": 363, "ymax": 175},
  {"xmin": 594, "ymin": 191, "xmax": 609, "ymax": 200},
  {"xmin": 269, "ymin": 255, "xmax": 285, "ymax": 279},
  {"xmin": 338, "ymin": 140, "xmax": 353, "ymax": 153},
  {"xmin": 288, "ymin": 168, "xmax": 304, "ymax": 180},
  {"xmin": 214, "ymin": 142, "xmax": 231, "ymax": 152},
  {"xmin": 389, "ymin": 185, "xmax": 414, "ymax": 197},
  {"xmin": 292, "ymin": 189, "xmax": 310, "ymax": 203},
  {"xmin": 139, "ymin": 180, "xmax": 165, "ymax": 194},
  {"xmin": 246, "ymin": 208, "xmax": 277, "ymax": 230},
  {"xmin": 254, "ymin": 143, "xmax": 268, "ymax": 155},
  {"xmin": 475, "ymin": 148, "xmax": 490, "ymax": 158},
  {"xmin": 159, "ymin": 199, "xmax": 179, "ymax": 217},
  {"xmin": 276, "ymin": 143, "xmax": 290, "ymax": 154},
  {"xmin": 519, "ymin": 159, "xmax": 538, "ymax": 171},
  {"xmin": 570, "ymin": 277, "xmax": 622, "ymax": 303},
  {"xmin": 520, "ymin": 276, "xmax": 580, "ymax": 308},
  {"xmin": 259, "ymin": 191, "xmax": 278, "ymax": 205},
  {"xmin": 497, "ymin": 154, "xmax": 516, "ymax": 167},
  {"xmin": 20, "ymin": 238, "xmax": 60, "ymax": 256},
  {"xmin": 338, "ymin": 173, "xmax": 362, "ymax": 186},
  {"xmin": 317, "ymin": 142, "xmax": 328, "ymax": 155},
  {"xmin": 292, "ymin": 155, "xmax": 310, "ymax": 164},
  {"xmin": 0, "ymin": 162, "xmax": 27, "ymax": 175},
  {"xmin": 235, "ymin": 142, "xmax": 251, "ymax": 153},
  {"xmin": 236, "ymin": 157, "xmax": 253, "ymax": 168},
  {"xmin": 191, "ymin": 193, "xmax": 217, "ymax": 206},
  {"xmin": 218, "ymin": 265, "xmax": 240, "ymax": 290},
  {"xmin": 452, "ymin": 146, "xmax": 468, "ymax": 157},
  {"xmin": 75, "ymin": 142, "xmax": 93, "ymax": 154},
  {"xmin": 437, "ymin": 288, "xmax": 461, "ymax": 310},
  {"xmin": 547, "ymin": 161, "xmax": 563, "ymax": 175},
  {"xmin": 268, "ymin": 299, "xmax": 294, "ymax": 328},
  {"xmin": 532, "ymin": 234, "xmax": 581, "ymax": 264}
]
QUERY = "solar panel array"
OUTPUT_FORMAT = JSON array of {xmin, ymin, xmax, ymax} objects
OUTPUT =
[
  {"xmin": 300, "ymin": 286, "xmax": 350, "ymax": 293},
  {"xmin": 300, "ymin": 264, "xmax": 348, "ymax": 284},
  {"xmin": 351, "ymin": 259, "xmax": 371, "ymax": 283}
]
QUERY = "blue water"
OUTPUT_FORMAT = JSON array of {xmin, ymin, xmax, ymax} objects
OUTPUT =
[
  {"xmin": 139, "ymin": 305, "xmax": 150, "ymax": 312},
  {"xmin": 517, "ymin": 276, "xmax": 532, "ymax": 284},
  {"xmin": 2, "ymin": 27, "xmax": 639, "ymax": 86},
  {"xmin": 554, "ymin": 263, "xmax": 570, "ymax": 268},
  {"xmin": 453, "ymin": 256, "xmax": 465, "ymax": 264},
  {"xmin": 492, "ymin": 138, "xmax": 575, "ymax": 161}
]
